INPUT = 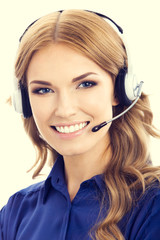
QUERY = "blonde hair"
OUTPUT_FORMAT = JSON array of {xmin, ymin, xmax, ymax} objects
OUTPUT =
[{"xmin": 14, "ymin": 10, "xmax": 160, "ymax": 240}]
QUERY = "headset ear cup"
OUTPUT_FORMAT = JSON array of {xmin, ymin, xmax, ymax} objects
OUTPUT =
[
  {"xmin": 12, "ymin": 81, "xmax": 32, "ymax": 118},
  {"xmin": 12, "ymin": 88, "xmax": 23, "ymax": 114},
  {"xmin": 115, "ymin": 68, "xmax": 132, "ymax": 106},
  {"xmin": 20, "ymin": 83, "xmax": 32, "ymax": 118},
  {"xmin": 125, "ymin": 73, "xmax": 139, "ymax": 101}
]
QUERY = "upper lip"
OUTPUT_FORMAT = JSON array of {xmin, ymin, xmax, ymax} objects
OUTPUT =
[{"xmin": 52, "ymin": 121, "xmax": 90, "ymax": 127}]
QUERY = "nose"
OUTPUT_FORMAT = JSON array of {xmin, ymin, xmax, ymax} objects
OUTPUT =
[{"xmin": 54, "ymin": 91, "xmax": 77, "ymax": 118}]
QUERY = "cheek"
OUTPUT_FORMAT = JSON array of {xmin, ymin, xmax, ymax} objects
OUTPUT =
[
  {"xmin": 29, "ymin": 97, "xmax": 53, "ymax": 129},
  {"xmin": 78, "ymin": 88, "xmax": 113, "ymax": 118}
]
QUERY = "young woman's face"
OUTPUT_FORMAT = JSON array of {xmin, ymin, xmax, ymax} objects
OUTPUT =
[{"xmin": 27, "ymin": 43, "xmax": 117, "ymax": 157}]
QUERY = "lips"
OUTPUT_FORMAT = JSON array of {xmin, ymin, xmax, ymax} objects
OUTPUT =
[{"xmin": 52, "ymin": 121, "xmax": 89, "ymax": 134}]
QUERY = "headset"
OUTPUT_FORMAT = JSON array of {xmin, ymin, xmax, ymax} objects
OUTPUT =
[{"xmin": 12, "ymin": 10, "xmax": 143, "ymax": 124}]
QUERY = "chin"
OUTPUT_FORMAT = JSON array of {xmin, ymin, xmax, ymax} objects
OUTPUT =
[
  {"xmin": 58, "ymin": 149, "xmax": 84, "ymax": 157},
  {"xmin": 54, "ymin": 145, "xmax": 88, "ymax": 158}
]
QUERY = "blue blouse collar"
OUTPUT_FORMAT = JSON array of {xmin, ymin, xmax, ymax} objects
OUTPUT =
[{"xmin": 43, "ymin": 154, "xmax": 107, "ymax": 203}]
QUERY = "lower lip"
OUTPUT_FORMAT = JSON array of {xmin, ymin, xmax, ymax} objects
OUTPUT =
[{"xmin": 51, "ymin": 124, "xmax": 89, "ymax": 140}]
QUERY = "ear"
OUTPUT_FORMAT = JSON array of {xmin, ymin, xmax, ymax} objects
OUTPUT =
[{"xmin": 112, "ymin": 95, "xmax": 119, "ymax": 106}]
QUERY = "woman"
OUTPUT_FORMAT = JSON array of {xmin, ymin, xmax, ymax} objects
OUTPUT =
[{"xmin": 1, "ymin": 9, "xmax": 160, "ymax": 240}]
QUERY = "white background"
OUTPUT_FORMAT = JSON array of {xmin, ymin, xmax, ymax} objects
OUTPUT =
[{"xmin": 0, "ymin": 0, "xmax": 160, "ymax": 208}]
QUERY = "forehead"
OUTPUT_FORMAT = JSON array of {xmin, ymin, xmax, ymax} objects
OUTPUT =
[{"xmin": 27, "ymin": 43, "xmax": 109, "ymax": 82}]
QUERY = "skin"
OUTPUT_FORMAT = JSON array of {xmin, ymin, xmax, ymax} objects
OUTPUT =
[{"xmin": 27, "ymin": 43, "xmax": 118, "ymax": 200}]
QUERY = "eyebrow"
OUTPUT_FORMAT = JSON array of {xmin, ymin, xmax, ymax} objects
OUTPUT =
[
  {"xmin": 29, "ymin": 80, "xmax": 52, "ymax": 86},
  {"xmin": 72, "ymin": 72, "xmax": 98, "ymax": 82},
  {"xmin": 29, "ymin": 72, "xmax": 98, "ymax": 86}
]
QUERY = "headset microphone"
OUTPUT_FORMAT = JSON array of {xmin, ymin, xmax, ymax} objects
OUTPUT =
[{"xmin": 92, "ymin": 81, "xmax": 144, "ymax": 132}]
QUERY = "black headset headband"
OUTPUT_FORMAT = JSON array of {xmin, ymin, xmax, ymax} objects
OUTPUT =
[{"xmin": 86, "ymin": 10, "xmax": 123, "ymax": 33}]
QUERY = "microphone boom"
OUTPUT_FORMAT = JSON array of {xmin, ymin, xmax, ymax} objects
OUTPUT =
[{"xmin": 92, "ymin": 81, "xmax": 143, "ymax": 132}]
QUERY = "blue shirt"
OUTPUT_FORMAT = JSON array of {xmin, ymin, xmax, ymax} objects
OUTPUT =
[{"xmin": 1, "ymin": 155, "xmax": 160, "ymax": 240}]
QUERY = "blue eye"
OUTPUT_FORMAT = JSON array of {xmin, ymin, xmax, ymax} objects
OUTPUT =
[
  {"xmin": 32, "ymin": 88, "xmax": 53, "ymax": 94},
  {"xmin": 78, "ymin": 81, "xmax": 97, "ymax": 88}
]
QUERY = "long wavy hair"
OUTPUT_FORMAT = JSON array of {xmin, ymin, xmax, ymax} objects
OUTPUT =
[{"xmin": 14, "ymin": 10, "xmax": 160, "ymax": 240}]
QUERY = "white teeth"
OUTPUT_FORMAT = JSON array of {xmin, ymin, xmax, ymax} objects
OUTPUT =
[
  {"xmin": 69, "ymin": 125, "xmax": 75, "ymax": 133},
  {"xmin": 55, "ymin": 122, "xmax": 88, "ymax": 133},
  {"xmin": 64, "ymin": 126, "xmax": 69, "ymax": 133},
  {"xmin": 75, "ymin": 124, "xmax": 79, "ymax": 131}
]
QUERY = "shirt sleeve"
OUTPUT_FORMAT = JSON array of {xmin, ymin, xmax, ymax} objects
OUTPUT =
[
  {"xmin": 0, "ymin": 208, "xmax": 4, "ymax": 240},
  {"xmin": 0, "ymin": 193, "xmax": 19, "ymax": 240},
  {"xmin": 123, "ymin": 187, "xmax": 160, "ymax": 240},
  {"xmin": 143, "ymin": 194, "xmax": 160, "ymax": 240},
  {"xmin": 131, "ymin": 192, "xmax": 160, "ymax": 240}
]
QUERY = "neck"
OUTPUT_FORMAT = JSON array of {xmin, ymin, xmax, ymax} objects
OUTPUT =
[{"xmin": 63, "ymin": 143, "xmax": 111, "ymax": 201}]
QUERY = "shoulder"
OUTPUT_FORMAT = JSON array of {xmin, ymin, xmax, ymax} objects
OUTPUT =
[
  {"xmin": 9, "ymin": 181, "xmax": 45, "ymax": 202},
  {"xmin": 136, "ymin": 183, "xmax": 160, "ymax": 238},
  {"xmin": 122, "ymin": 181, "xmax": 160, "ymax": 239},
  {"xmin": 135, "ymin": 181, "xmax": 160, "ymax": 219},
  {"xmin": 138, "ymin": 181, "xmax": 160, "ymax": 207},
  {"xmin": 0, "ymin": 181, "xmax": 46, "ymax": 237},
  {"xmin": 17, "ymin": 181, "xmax": 45, "ymax": 196},
  {"xmin": 0, "ymin": 181, "xmax": 45, "ymax": 219}
]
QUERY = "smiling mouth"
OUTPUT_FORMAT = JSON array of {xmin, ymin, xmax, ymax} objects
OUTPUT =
[{"xmin": 52, "ymin": 121, "xmax": 90, "ymax": 134}]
